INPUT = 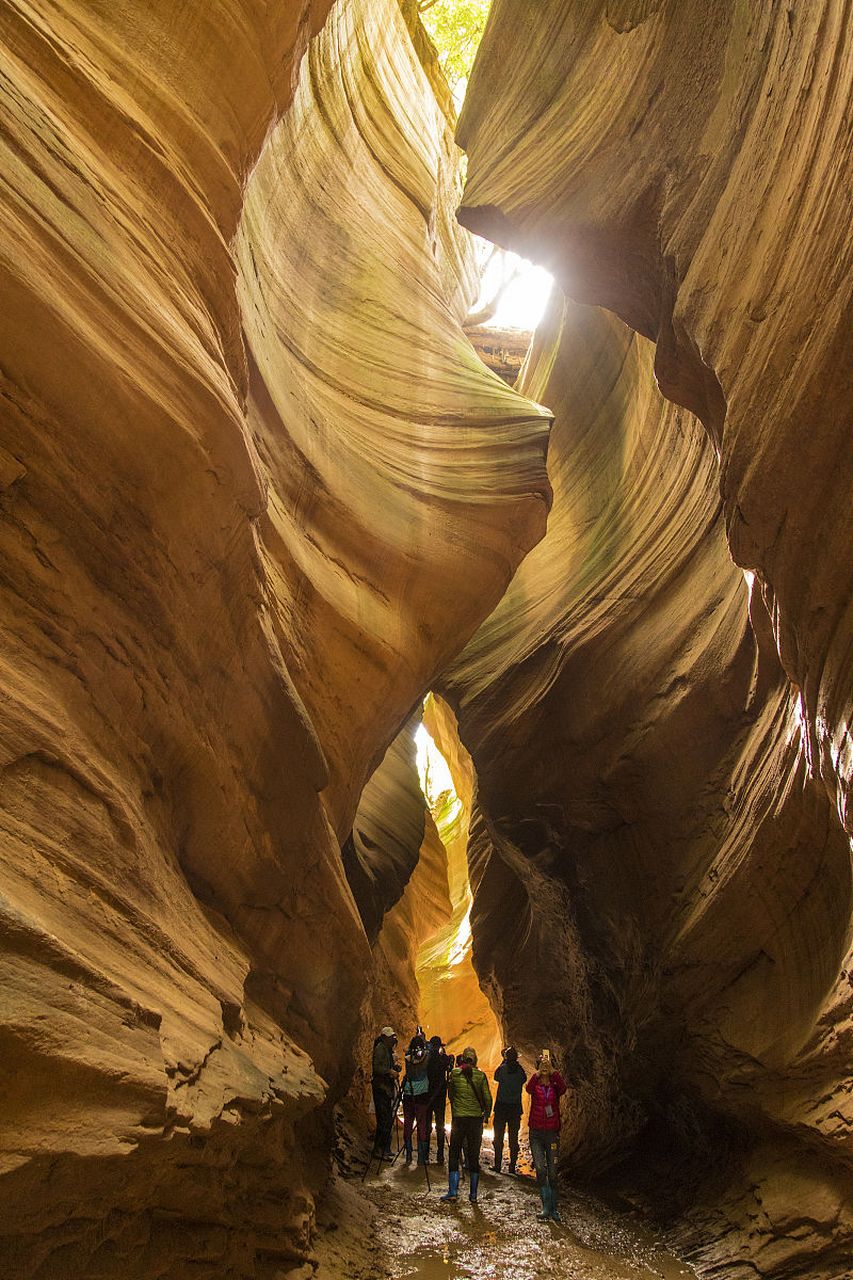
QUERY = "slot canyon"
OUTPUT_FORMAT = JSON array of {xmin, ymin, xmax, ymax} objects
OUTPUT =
[{"xmin": 0, "ymin": 0, "xmax": 850, "ymax": 1277}]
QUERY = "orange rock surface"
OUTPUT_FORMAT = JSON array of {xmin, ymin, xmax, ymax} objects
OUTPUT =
[
  {"xmin": 449, "ymin": 2, "xmax": 853, "ymax": 1273},
  {"xmin": 0, "ymin": 0, "xmax": 548, "ymax": 1271},
  {"xmin": 1, "ymin": 0, "xmax": 850, "ymax": 1276}
]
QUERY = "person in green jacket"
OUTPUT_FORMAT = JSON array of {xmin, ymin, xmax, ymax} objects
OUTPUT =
[{"xmin": 440, "ymin": 1047, "xmax": 492, "ymax": 1204}]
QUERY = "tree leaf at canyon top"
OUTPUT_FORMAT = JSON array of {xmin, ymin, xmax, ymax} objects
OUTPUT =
[{"xmin": 419, "ymin": 0, "xmax": 492, "ymax": 90}]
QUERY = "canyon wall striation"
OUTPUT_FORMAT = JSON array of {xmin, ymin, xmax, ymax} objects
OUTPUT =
[
  {"xmin": 447, "ymin": 1, "xmax": 852, "ymax": 1274},
  {"xmin": 458, "ymin": 0, "xmax": 852, "ymax": 842},
  {"xmin": 2, "ymin": 0, "xmax": 850, "ymax": 1276},
  {"xmin": 0, "ymin": 1, "xmax": 549, "ymax": 1274}
]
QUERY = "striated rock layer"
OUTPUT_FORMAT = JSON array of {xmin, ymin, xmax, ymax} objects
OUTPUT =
[
  {"xmin": 418, "ymin": 695, "xmax": 502, "ymax": 1074},
  {"xmin": 448, "ymin": 2, "xmax": 853, "ymax": 1275},
  {"xmin": 459, "ymin": 0, "xmax": 853, "ymax": 842},
  {"xmin": 443, "ymin": 295, "xmax": 852, "ymax": 1274},
  {"xmin": 0, "ymin": 0, "xmax": 549, "ymax": 1273}
]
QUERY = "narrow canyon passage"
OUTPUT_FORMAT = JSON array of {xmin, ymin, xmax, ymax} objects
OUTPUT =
[
  {"xmin": 334, "ymin": 702, "xmax": 701, "ymax": 1277},
  {"xmin": 0, "ymin": 1, "xmax": 850, "ymax": 1279}
]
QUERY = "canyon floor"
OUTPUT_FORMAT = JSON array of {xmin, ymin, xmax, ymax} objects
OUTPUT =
[{"xmin": 315, "ymin": 1128, "xmax": 696, "ymax": 1280}]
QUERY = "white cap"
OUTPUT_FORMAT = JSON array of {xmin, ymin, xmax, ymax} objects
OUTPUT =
[{"xmin": 380, "ymin": 1026, "xmax": 396, "ymax": 1038}]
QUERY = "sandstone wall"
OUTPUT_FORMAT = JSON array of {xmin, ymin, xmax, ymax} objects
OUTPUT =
[
  {"xmin": 0, "ymin": 1, "xmax": 550, "ymax": 1273},
  {"xmin": 442, "ymin": 293, "xmax": 851, "ymax": 1272},
  {"xmin": 446, "ymin": 1, "xmax": 853, "ymax": 1273},
  {"xmin": 348, "ymin": 721, "xmax": 454, "ymax": 1132},
  {"xmin": 418, "ymin": 696, "xmax": 502, "ymax": 1074},
  {"xmin": 458, "ymin": 0, "xmax": 852, "ymax": 843}
]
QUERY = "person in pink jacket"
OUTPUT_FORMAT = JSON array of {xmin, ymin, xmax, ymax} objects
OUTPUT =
[{"xmin": 525, "ymin": 1049, "xmax": 567, "ymax": 1222}]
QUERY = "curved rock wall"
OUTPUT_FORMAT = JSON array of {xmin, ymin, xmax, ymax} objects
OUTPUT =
[
  {"xmin": 2, "ymin": 0, "xmax": 849, "ymax": 1273},
  {"xmin": 448, "ymin": 2, "xmax": 853, "ymax": 1272},
  {"xmin": 443, "ymin": 289, "xmax": 851, "ymax": 1279},
  {"xmin": 458, "ymin": 0, "xmax": 853, "ymax": 841},
  {"xmin": 343, "ymin": 714, "xmax": 427, "ymax": 944},
  {"xmin": 417, "ymin": 696, "xmax": 502, "ymax": 1073},
  {"xmin": 349, "ymin": 718, "xmax": 454, "ymax": 1119},
  {"xmin": 0, "ymin": 0, "xmax": 550, "ymax": 1273},
  {"xmin": 235, "ymin": 0, "xmax": 552, "ymax": 834}
]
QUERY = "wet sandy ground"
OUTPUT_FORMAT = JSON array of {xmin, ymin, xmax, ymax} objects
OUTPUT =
[{"xmin": 315, "ymin": 1130, "xmax": 697, "ymax": 1280}]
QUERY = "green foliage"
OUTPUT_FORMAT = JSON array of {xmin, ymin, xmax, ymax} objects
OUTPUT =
[{"xmin": 418, "ymin": 0, "xmax": 492, "ymax": 92}]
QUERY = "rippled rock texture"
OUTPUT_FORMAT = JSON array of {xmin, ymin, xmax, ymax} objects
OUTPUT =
[
  {"xmin": 2, "ymin": 0, "xmax": 850, "ymax": 1276},
  {"xmin": 449, "ymin": 1, "xmax": 852, "ymax": 1274},
  {"xmin": 0, "ymin": 0, "xmax": 549, "ymax": 1273}
]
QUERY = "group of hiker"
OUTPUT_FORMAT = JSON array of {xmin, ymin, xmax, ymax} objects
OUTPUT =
[{"xmin": 370, "ymin": 1026, "xmax": 567, "ymax": 1222}]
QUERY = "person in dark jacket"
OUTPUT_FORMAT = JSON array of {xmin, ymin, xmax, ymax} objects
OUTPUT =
[
  {"xmin": 526, "ymin": 1048, "xmax": 568, "ymax": 1222},
  {"xmin": 492, "ymin": 1045, "xmax": 527, "ymax": 1174},
  {"xmin": 401, "ymin": 1033, "xmax": 431, "ymax": 1164},
  {"xmin": 441, "ymin": 1047, "xmax": 492, "ymax": 1204},
  {"xmin": 371, "ymin": 1026, "xmax": 400, "ymax": 1158},
  {"xmin": 426, "ymin": 1034, "xmax": 454, "ymax": 1163}
]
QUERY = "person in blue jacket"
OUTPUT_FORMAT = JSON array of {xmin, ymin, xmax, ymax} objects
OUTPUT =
[{"xmin": 492, "ymin": 1045, "xmax": 527, "ymax": 1174}]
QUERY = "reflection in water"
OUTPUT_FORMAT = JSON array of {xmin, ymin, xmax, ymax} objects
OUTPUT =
[{"xmin": 359, "ymin": 1130, "xmax": 696, "ymax": 1280}]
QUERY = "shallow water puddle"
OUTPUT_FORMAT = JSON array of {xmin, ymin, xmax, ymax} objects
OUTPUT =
[{"xmin": 359, "ymin": 1137, "xmax": 696, "ymax": 1280}]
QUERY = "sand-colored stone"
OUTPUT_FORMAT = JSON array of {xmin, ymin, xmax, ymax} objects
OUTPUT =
[
  {"xmin": 0, "ymin": 0, "xmax": 549, "ymax": 1272},
  {"xmin": 459, "ymin": 0, "xmax": 852, "ymax": 841},
  {"xmin": 346, "ymin": 714, "xmax": 456, "ymax": 1109},
  {"xmin": 1, "ymin": 0, "xmax": 850, "ymax": 1275},
  {"xmin": 448, "ymin": 3, "xmax": 853, "ymax": 1272},
  {"xmin": 418, "ymin": 695, "xmax": 502, "ymax": 1075}
]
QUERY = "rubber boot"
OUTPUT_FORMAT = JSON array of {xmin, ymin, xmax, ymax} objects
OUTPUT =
[
  {"xmin": 536, "ymin": 1185, "xmax": 550, "ymax": 1220},
  {"xmin": 507, "ymin": 1160, "xmax": 517, "ymax": 1176},
  {"xmin": 492, "ymin": 1152, "xmax": 502, "ymax": 1173},
  {"xmin": 436, "ymin": 1141, "xmax": 445, "ymax": 1165},
  {"xmin": 441, "ymin": 1170, "xmax": 460, "ymax": 1202},
  {"xmin": 549, "ymin": 1187, "xmax": 562, "ymax": 1223},
  {"xmin": 469, "ymin": 1171, "xmax": 480, "ymax": 1203},
  {"xmin": 417, "ymin": 1139, "xmax": 429, "ymax": 1166},
  {"xmin": 404, "ymin": 1140, "xmax": 413, "ymax": 1164}
]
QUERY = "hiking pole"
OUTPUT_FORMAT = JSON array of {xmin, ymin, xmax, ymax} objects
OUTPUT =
[
  {"xmin": 361, "ymin": 1135, "xmax": 381, "ymax": 1184},
  {"xmin": 421, "ymin": 1077, "xmax": 448, "ymax": 1164},
  {"xmin": 362, "ymin": 1079, "xmax": 403, "ymax": 1183},
  {"xmin": 361, "ymin": 1138, "xmax": 379, "ymax": 1184},
  {"xmin": 388, "ymin": 1080, "xmax": 408, "ymax": 1168},
  {"xmin": 361, "ymin": 1094, "xmax": 382, "ymax": 1184}
]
